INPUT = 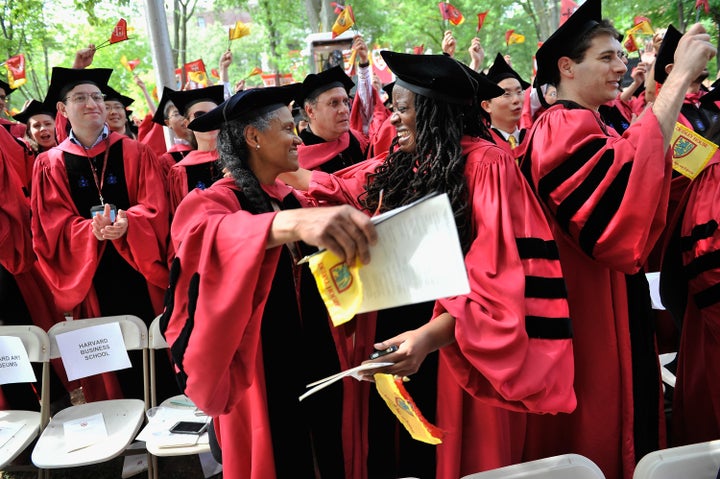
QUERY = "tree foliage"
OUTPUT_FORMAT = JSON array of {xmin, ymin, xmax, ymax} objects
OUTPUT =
[{"xmin": 1, "ymin": 0, "xmax": 718, "ymax": 118}]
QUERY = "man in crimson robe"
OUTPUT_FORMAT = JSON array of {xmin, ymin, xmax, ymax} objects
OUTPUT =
[
  {"xmin": 520, "ymin": 0, "xmax": 716, "ymax": 478},
  {"xmin": 0, "ymin": 79, "xmax": 27, "ymax": 138},
  {"xmin": 31, "ymin": 67, "xmax": 174, "ymax": 402}
]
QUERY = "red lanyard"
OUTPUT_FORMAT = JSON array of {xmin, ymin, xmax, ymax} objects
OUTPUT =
[{"xmin": 86, "ymin": 138, "xmax": 112, "ymax": 205}]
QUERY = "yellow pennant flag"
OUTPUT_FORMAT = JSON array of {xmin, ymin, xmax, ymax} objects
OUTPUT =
[
  {"xmin": 332, "ymin": 5, "xmax": 355, "ymax": 39},
  {"xmin": 671, "ymin": 122, "xmax": 718, "ymax": 179},
  {"xmin": 506, "ymin": 32, "xmax": 525, "ymax": 45},
  {"xmin": 229, "ymin": 20, "xmax": 250, "ymax": 41},
  {"xmin": 309, "ymin": 250, "xmax": 363, "ymax": 326},
  {"xmin": 246, "ymin": 66, "xmax": 263, "ymax": 77},
  {"xmin": 627, "ymin": 20, "xmax": 654, "ymax": 36},
  {"xmin": 374, "ymin": 373, "xmax": 444, "ymax": 444}
]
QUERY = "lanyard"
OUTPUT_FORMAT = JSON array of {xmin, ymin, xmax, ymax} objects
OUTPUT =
[{"xmin": 86, "ymin": 138, "xmax": 112, "ymax": 205}]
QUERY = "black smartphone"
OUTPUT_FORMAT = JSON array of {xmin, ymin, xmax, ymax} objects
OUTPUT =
[
  {"xmin": 169, "ymin": 420, "xmax": 209, "ymax": 435},
  {"xmin": 369, "ymin": 345, "xmax": 398, "ymax": 360}
]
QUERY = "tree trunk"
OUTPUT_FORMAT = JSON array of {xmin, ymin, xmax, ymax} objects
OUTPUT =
[{"xmin": 305, "ymin": 0, "xmax": 320, "ymax": 32}]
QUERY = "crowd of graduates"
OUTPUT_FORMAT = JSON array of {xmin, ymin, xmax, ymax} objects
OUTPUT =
[{"xmin": 1, "ymin": 0, "xmax": 720, "ymax": 477}]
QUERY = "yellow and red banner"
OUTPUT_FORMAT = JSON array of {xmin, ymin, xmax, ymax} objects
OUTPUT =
[
  {"xmin": 6, "ymin": 54, "xmax": 26, "ymax": 89},
  {"xmin": 309, "ymin": 251, "xmax": 363, "ymax": 326},
  {"xmin": 332, "ymin": 5, "xmax": 355, "ymax": 38},
  {"xmin": 505, "ymin": 30, "xmax": 526, "ymax": 46},
  {"xmin": 438, "ymin": 2, "xmax": 464, "ymax": 25},
  {"xmin": 184, "ymin": 59, "xmax": 208, "ymax": 87},
  {"xmin": 229, "ymin": 20, "xmax": 250, "ymax": 41},
  {"xmin": 671, "ymin": 122, "xmax": 718, "ymax": 179}
]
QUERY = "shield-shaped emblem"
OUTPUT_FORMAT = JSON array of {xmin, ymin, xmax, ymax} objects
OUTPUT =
[{"xmin": 673, "ymin": 136, "xmax": 696, "ymax": 159}]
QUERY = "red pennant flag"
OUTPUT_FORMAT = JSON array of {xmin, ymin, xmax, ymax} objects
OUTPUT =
[
  {"xmin": 184, "ymin": 59, "xmax": 208, "ymax": 86},
  {"xmin": 210, "ymin": 68, "xmax": 220, "ymax": 79},
  {"xmin": 633, "ymin": 16, "xmax": 651, "ymax": 25},
  {"xmin": 5, "ymin": 54, "xmax": 26, "ymax": 89},
  {"xmin": 413, "ymin": 45, "xmax": 425, "ymax": 55},
  {"xmin": 110, "ymin": 18, "xmax": 129, "ymax": 44},
  {"xmin": 476, "ymin": 11, "xmax": 489, "ymax": 32},
  {"xmin": 560, "ymin": 0, "xmax": 578, "ymax": 25},
  {"xmin": 438, "ymin": 2, "xmax": 464, "ymax": 26},
  {"xmin": 695, "ymin": 0, "xmax": 710, "ymax": 13},
  {"xmin": 624, "ymin": 34, "xmax": 639, "ymax": 53}
]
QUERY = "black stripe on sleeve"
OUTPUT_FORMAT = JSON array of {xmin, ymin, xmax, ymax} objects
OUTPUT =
[
  {"xmin": 685, "ymin": 249, "xmax": 720, "ymax": 280},
  {"xmin": 515, "ymin": 238, "xmax": 560, "ymax": 260},
  {"xmin": 680, "ymin": 220, "xmax": 718, "ymax": 253},
  {"xmin": 694, "ymin": 282, "xmax": 720, "ymax": 310},
  {"xmin": 525, "ymin": 276, "xmax": 568, "ymax": 299},
  {"xmin": 555, "ymin": 150, "xmax": 614, "ymax": 233},
  {"xmin": 537, "ymin": 138, "xmax": 607, "ymax": 202},
  {"xmin": 578, "ymin": 161, "xmax": 632, "ymax": 258},
  {"xmin": 525, "ymin": 316, "xmax": 573, "ymax": 339}
]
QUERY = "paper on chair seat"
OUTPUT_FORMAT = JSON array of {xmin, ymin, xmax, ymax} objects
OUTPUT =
[
  {"xmin": 63, "ymin": 412, "xmax": 108, "ymax": 452},
  {"xmin": 0, "ymin": 421, "xmax": 25, "ymax": 449},
  {"xmin": 157, "ymin": 434, "xmax": 200, "ymax": 448}
]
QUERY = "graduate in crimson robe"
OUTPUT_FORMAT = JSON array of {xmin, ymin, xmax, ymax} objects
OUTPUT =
[
  {"xmin": 165, "ymin": 86, "xmax": 224, "ymax": 218},
  {"xmin": 0, "ymin": 131, "xmax": 71, "ymax": 411},
  {"xmin": 296, "ymin": 66, "xmax": 369, "ymax": 173},
  {"xmin": 291, "ymin": 51, "xmax": 576, "ymax": 479},
  {"xmin": 0, "ymin": 80, "xmax": 27, "ymax": 139},
  {"xmin": 161, "ymin": 84, "xmax": 378, "ymax": 479},
  {"xmin": 660, "ymin": 145, "xmax": 720, "ymax": 447},
  {"xmin": 152, "ymin": 88, "xmax": 194, "ymax": 177},
  {"xmin": 520, "ymin": 2, "xmax": 715, "ymax": 477},
  {"xmin": 31, "ymin": 67, "xmax": 172, "ymax": 402}
]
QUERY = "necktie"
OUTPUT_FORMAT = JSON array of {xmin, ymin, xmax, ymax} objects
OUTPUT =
[{"xmin": 508, "ymin": 135, "xmax": 517, "ymax": 149}]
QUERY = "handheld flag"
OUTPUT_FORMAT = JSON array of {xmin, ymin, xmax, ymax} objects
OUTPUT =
[
  {"xmin": 627, "ymin": 20, "xmax": 654, "ymax": 36},
  {"xmin": 246, "ymin": 66, "xmax": 263, "ymax": 78},
  {"xmin": 374, "ymin": 374, "xmax": 445, "ymax": 444},
  {"xmin": 120, "ymin": 55, "xmax": 140, "ymax": 72},
  {"xmin": 505, "ymin": 30, "xmax": 526, "ymax": 46},
  {"xmin": 210, "ymin": 68, "xmax": 220, "ymax": 80},
  {"xmin": 96, "ymin": 18, "xmax": 130, "ymax": 49},
  {"xmin": 560, "ymin": 0, "xmax": 578, "ymax": 25},
  {"xmin": 413, "ymin": 45, "xmax": 425, "ymax": 55},
  {"xmin": 438, "ymin": 2, "xmax": 464, "ymax": 26},
  {"xmin": 331, "ymin": 4, "xmax": 355, "ymax": 39},
  {"xmin": 624, "ymin": 34, "xmax": 639, "ymax": 53},
  {"xmin": 184, "ymin": 59, "xmax": 208, "ymax": 87},
  {"xmin": 5, "ymin": 54, "xmax": 26, "ymax": 89},
  {"xmin": 696, "ymin": 0, "xmax": 710, "ymax": 14},
  {"xmin": 110, "ymin": 19, "xmax": 129, "ymax": 44},
  {"xmin": 229, "ymin": 20, "xmax": 250, "ymax": 41},
  {"xmin": 671, "ymin": 122, "xmax": 717, "ymax": 179},
  {"xmin": 634, "ymin": 16, "xmax": 651, "ymax": 25},
  {"xmin": 476, "ymin": 11, "xmax": 489, "ymax": 32}
]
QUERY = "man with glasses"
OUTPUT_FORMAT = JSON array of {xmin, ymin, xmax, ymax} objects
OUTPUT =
[{"xmin": 30, "ymin": 67, "xmax": 174, "ymax": 403}]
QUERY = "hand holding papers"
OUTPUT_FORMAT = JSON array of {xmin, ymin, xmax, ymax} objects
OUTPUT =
[
  {"xmin": 307, "ymin": 193, "xmax": 471, "ymax": 326},
  {"xmin": 299, "ymin": 362, "xmax": 393, "ymax": 402}
]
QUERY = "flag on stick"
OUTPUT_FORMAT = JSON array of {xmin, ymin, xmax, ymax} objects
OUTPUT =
[
  {"xmin": 229, "ymin": 20, "xmax": 250, "ymax": 40},
  {"xmin": 5, "ymin": 54, "xmax": 26, "ymax": 89},
  {"xmin": 624, "ymin": 34, "xmax": 639, "ymax": 53},
  {"xmin": 120, "ymin": 55, "xmax": 140, "ymax": 72},
  {"xmin": 331, "ymin": 4, "xmax": 355, "ymax": 38},
  {"xmin": 560, "ymin": 0, "xmax": 578, "ymax": 25},
  {"xmin": 96, "ymin": 18, "xmax": 130, "ymax": 49},
  {"xmin": 476, "ymin": 11, "xmax": 488, "ymax": 32},
  {"xmin": 184, "ymin": 59, "xmax": 208, "ymax": 87},
  {"xmin": 505, "ymin": 30, "xmax": 525, "ymax": 46},
  {"xmin": 438, "ymin": 2, "xmax": 464, "ymax": 25}
]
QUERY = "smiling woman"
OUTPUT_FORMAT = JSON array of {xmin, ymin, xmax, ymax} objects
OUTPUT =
[{"xmin": 161, "ymin": 84, "xmax": 377, "ymax": 479}]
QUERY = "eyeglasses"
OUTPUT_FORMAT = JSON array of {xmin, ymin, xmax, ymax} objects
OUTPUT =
[
  {"xmin": 167, "ymin": 111, "xmax": 182, "ymax": 119},
  {"xmin": 63, "ymin": 92, "xmax": 106, "ymax": 104},
  {"xmin": 106, "ymin": 104, "xmax": 126, "ymax": 111}
]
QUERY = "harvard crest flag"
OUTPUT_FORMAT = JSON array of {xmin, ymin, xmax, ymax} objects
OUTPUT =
[
  {"xmin": 438, "ymin": 2, "xmax": 464, "ymax": 25},
  {"xmin": 505, "ymin": 30, "xmax": 526, "ymax": 46},
  {"xmin": 671, "ymin": 122, "xmax": 718, "ymax": 179},
  {"xmin": 331, "ymin": 5, "xmax": 355, "ymax": 38},
  {"xmin": 110, "ymin": 18, "xmax": 129, "ymax": 44},
  {"xmin": 184, "ymin": 59, "xmax": 208, "ymax": 87},
  {"xmin": 6, "ymin": 54, "xmax": 26, "ymax": 89}
]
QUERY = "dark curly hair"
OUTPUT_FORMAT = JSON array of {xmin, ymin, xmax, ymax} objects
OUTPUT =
[
  {"xmin": 360, "ymin": 92, "xmax": 475, "ymax": 252},
  {"xmin": 216, "ymin": 110, "xmax": 280, "ymax": 214}
]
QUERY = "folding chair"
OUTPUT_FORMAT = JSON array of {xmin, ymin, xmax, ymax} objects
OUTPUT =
[
  {"xmin": 461, "ymin": 453, "xmax": 606, "ymax": 479},
  {"xmin": 30, "ymin": 315, "xmax": 150, "ymax": 475},
  {"xmin": 0, "ymin": 325, "xmax": 50, "ymax": 479},
  {"xmin": 633, "ymin": 440, "xmax": 720, "ymax": 479},
  {"xmin": 142, "ymin": 315, "xmax": 214, "ymax": 479}
]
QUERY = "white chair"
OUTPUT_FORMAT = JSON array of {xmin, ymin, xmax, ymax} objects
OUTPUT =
[
  {"xmin": 0, "ymin": 325, "xmax": 50, "ymax": 478},
  {"xmin": 142, "ymin": 315, "xmax": 214, "ymax": 479},
  {"xmin": 31, "ymin": 315, "xmax": 149, "ymax": 473},
  {"xmin": 633, "ymin": 440, "xmax": 720, "ymax": 479},
  {"xmin": 460, "ymin": 453, "xmax": 606, "ymax": 479}
]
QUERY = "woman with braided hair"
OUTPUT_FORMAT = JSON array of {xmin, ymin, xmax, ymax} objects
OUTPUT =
[
  {"xmin": 161, "ymin": 84, "xmax": 378, "ymax": 479},
  {"xmin": 291, "ymin": 51, "xmax": 577, "ymax": 478}
]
